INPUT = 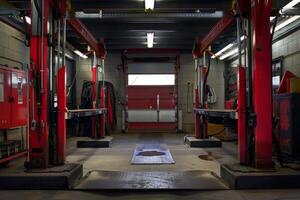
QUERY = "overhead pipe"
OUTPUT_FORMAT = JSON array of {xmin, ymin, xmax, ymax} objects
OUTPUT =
[{"xmin": 75, "ymin": 11, "xmax": 224, "ymax": 19}]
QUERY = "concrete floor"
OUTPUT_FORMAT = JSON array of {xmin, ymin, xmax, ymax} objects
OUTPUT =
[
  {"xmin": 1, "ymin": 189, "xmax": 300, "ymax": 200},
  {"xmin": 66, "ymin": 132, "xmax": 237, "ymax": 176},
  {"xmin": 0, "ymin": 132, "xmax": 300, "ymax": 199}
]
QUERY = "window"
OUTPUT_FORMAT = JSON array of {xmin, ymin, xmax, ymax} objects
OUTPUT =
[
  {"xmin": 128, "ymin": 74, "xmax": 175, "ymax": 86},
  {"xmin": 272, "ymin": 58, "xmax": 283, "ymax": 93}
]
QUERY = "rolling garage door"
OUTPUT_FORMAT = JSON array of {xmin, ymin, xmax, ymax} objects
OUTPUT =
[{"xmin": 126, "ymin": 63, "xmax": 177, "ymax": 131}]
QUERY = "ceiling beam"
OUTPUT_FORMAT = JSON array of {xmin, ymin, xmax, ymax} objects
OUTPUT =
[{"xmin": 71, "ymin": 0, "xmax": 232, "ymax": 11}]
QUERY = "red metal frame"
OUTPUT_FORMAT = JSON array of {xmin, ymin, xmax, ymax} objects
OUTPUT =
[
  {"xmin": 91, "ymin": 66, "xmax": 97, "ymax": 138},
  {"xmin": 0, "ymin": 151, "xmax": 27, "ymax": 165},
  {"xmin": 252, "ymin": 0, "xmax": 273, "ymax": 168},
  {"xmin": 193, "ymin": 0, "xmax": 250, "ymax": 58},
  {"xmin": 67, "ymin": 18, "xmax": 106, "ymax": 59},
  {"xmin": 29, "ymin": 37, "xmax": 49, "ymax": 167},
  {"xmin": 238, "ymin": 66, "xmax": 247, "ymax": 164},
  {"xmin": 194, "ymin": 88, "xmax": 201, "ymax": 138},
  {"xmin": 67, "ymin": 18, "xmax": 107, "ymax": 139},
  {"xmin": 193, "ymin": 14, "xmax": 235, "ymax": 58},
  {"xmin": 57, "ymin": 66, "xmax": 66, "ymax": 164},
  {"xmin": 193, "ymin": 0, "xmax": 273, "ymax": 168}
]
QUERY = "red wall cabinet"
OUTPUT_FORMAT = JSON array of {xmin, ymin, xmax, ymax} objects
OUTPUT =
[{"xmin": 0, "ymin": 66, "xmax": 27, "ymax": 129}]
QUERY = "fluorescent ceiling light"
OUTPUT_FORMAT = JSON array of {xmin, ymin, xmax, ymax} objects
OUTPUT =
[
  {"xmin": 214, "ymin": 43, "xmax": 234, "ymax": 57},
  {"xmin": 147, "ymin": 32, "xmax": 154, "ymax": 48},
  {"xmin": 283, "ymin": 0, "xmax": 300, "ymax": 10},
  {"xmin": 275, "ymin": 16, "xmax": 300, "ymax": 31},
  {"xmin": 219, "ymin": 48, "xmax": 239, "ymax": 60},
  {"xmin": 212, "ymin": 35, "xmax": 246, "ymax": 59},
  {"xmin": 25, "ymin": 16, "xmax": 31, "ymax": 24},
  {"xmin": 74, "ymin": 50, "xmax": 88, "ymax": 59},
  {"xmin": 145, "ymin": 0, "xmax": 155, "ymax": 10},
  {"xmin": 240, "ymin": 35, "xmax": 247, "ymax": 41}
]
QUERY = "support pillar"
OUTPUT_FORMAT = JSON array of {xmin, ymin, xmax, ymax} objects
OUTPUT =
[
  {"xmin": 28, "ymin": 0, "xmax": 51, "ymax": 168},
  {"xmin": 91, "ymin": 52, "xmax": 97, "ymax": 138},
  {"xmin": 238, "ymin": 66, "xmax": 247, "ymax": 164},
  {"xmin": 194, "ymin": 59, "xmax": 201, "ymax": 139},
  {"xmin": 251, "ymin": 0, "xmax": 273, "ymax": 168},
  {"xmin": 99, "ymin": 59, "xmax": 106, "ymax": 139}
]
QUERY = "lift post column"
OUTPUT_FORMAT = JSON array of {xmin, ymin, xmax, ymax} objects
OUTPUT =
[
  {"xmin": 28, "ymin": 0, "xmax": 52, "ymax": 168},
  {"xmin": 91, "ymin": 52, "xmax": 97, "ymax": 138},
  {"xmin": 99, "ymin": 58, "xmax": 106, "ymax": 139},
  {"xmin": 194, "ymin": 59, "xmax": 201, "ymax": 139},
  {"xmin": 251, "ymin": 0, "xmax": 273, "ymax": 168},
  {"xmin": 57, "ymin": 13, "xmax": 67, "ymax": 164}
]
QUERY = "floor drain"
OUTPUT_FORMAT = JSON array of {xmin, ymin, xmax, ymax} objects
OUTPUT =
[
  {"xmin": 137, "ymin": 151, "xmax": 166, "ymax": 157},
  {"xmin": 198, "ymin": 154, "xmax": 214, "ymax": 161},
  {"xmin": 198, "ymin": 152, "xmax": 220, "ymax": 161}
]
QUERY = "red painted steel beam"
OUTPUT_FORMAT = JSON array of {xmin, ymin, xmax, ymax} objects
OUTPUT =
[
  {"xmin": 193, "ymin": 13, "xmax": 235, "ymax": 58},
  {"xmin": 238, "ymin": 66, "xmax": 247, "ymax": 164},
  {"xmin": 67, "ymin": 18, "xmax": 106, "ymax": 59},
  {"xmin": 252, "ymin": 0, "xmax": 273, "ymax": 169},
  {"xmin": 29, "ymin": 0, "xmax": 52, "ymax": 168},
  {"xmin": 57, "ymin": 66, "xmax": 66, "ymax": 164},
  {"xmin": 193, "ymin": 0, "xmax": 250, "ymax": 58}
]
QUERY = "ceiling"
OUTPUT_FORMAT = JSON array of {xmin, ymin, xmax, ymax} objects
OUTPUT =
[
  {"xmin": 5, "ymin": 0, "xmax": 233, "ymax": 53},
  {"xmin": 70, "ymin": 0, "xmax": 232, "ymax": 52},
  {"xmin": 4, "ymin": 0, "xmax": 292, "ymax": 54}
]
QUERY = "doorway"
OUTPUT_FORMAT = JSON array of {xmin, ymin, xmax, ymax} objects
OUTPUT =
[{"xmin": 125, "ymin": 62, "xmax": 179, "ymax": 132}]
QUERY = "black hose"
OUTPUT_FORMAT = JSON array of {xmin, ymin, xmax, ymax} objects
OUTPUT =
[{"xmin": 202, "ymin": 56, "xmax": 211, "ymax": 104}]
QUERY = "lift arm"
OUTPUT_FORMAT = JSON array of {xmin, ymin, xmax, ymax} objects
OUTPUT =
[
  {"xmin": 193, "ymin": 0, "xmax": 250, "ymax": 58},
  {"xmin": 67, "ymin": 18, "xmax": 106, "ymax": 59}
]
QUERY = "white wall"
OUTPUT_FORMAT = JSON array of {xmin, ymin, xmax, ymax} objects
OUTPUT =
[
  {"xmin": 273, "ymin": 29, "xmax": 300, "ymax": 76},
  {"xmin": 75, "ymin": 54, "xmax": 125, "ymax": 130},
  {"xmin": 0, "ymin": 21, "xmax": 29, "ymax": 142},
  {"xmin": 0, "ymin": 21, "xmax": 29, "ymax": 68},
  {"xmin": 178, "ymin": 54, "xmax": 225, "ymax": 133}
]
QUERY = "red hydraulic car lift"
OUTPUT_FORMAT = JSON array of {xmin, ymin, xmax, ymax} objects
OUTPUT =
[
  {"xmin": 191, "ymin": 0, "xmax": 273, "ymax": 168},
  {"xmin": 67, "ymin": 19, "xmax": 107, "ymax": 140},
  {"xmin": 28, "ymin": 0, "xmax": 107, "ymax": 168}
]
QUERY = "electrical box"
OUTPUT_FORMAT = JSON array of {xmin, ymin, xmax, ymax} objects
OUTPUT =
[{"xmin": 0, "ymin": 66, "xmax": 27, "ymax": 129}]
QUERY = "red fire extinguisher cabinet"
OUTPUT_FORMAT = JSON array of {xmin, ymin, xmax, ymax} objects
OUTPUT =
[{"xmin": 0, "ymin": 66, "xmax": 27, "ymax": 129}]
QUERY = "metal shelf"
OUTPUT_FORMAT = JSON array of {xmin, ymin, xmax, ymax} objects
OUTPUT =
[
  {"xmin": 194, "ymin": 108, "xmax": 238, "ymax": 120},
  {"xmin": 0, "ymin": 151, "xmax": 27, "ymax": 164},
  {"xmin": 66, "ymin": 108, "xmax": 106, "ymax": 119}
]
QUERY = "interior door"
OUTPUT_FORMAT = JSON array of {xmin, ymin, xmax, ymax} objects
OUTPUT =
[
  {"xmin": 127, "ymin": 75, "xmax": 177, "ymax": 131},
  {"xmin": 0, "ymin": 67, "xmax": 11, "ymax": 128}
]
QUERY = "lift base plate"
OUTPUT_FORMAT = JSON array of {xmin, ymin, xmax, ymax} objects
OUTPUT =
[
  {"xmin": 184, "ymin": 136, "xmax": 222, "ymax": 148},
  {"xmin": 221, "ymin": 163, "xmax": 300, "ymax": 189},
  {"xmin": 77, "ymin": 136, "xmax": 113, "ymax": 148},
  {"xmin": 0, "ymin": 163, "xmax": 82, "ymax": 189}
]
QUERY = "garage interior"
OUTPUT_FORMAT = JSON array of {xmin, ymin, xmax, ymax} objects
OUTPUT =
[{"xmin": 1, "ymin": 0, "xmax": 300, "ymax": 199}]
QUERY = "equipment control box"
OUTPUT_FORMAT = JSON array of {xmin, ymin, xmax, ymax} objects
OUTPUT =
[{"xmin": 0, "ymin": 66, "xmax": 27, "ymax": 129}]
